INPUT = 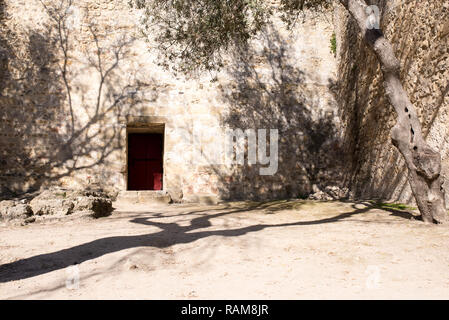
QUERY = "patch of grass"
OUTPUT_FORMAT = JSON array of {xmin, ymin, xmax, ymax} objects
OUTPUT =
[
  {"xmin": 370, "ymin": 200, "xmax": 416, "ymax": 211},
  {"xmin": 330, "ymin": 32, "xmax": 337, "ymax": 57},
  {"xmin": 55, "ymin": 192, "xmax": 67, "ymax": 198}
]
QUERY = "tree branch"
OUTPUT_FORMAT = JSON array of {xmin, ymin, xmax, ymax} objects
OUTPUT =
[{"xmin": 338, "ymin": 0, "xmax": 448, "ymax": 223}]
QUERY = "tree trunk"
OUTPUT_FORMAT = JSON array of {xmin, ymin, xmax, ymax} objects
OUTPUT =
[{"xmin": 339, "ymin": 0, "xmax": 448, "ymax": 223}]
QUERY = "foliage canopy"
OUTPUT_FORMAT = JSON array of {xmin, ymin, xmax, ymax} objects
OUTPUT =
[{"xmin": 128, "ymin": 0, "xmax": 331, "ymax": 73}]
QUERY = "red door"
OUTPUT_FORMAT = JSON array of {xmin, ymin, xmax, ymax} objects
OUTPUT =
[{"xmin": 128, "ymin": 133, "xmax": 163, "ymax": 190}]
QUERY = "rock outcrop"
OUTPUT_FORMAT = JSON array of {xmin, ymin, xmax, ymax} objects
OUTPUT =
[
  {"xmin": 1, "ymin": 189, "xmax": 113, "ymax": 224},
  {"xmin": 0, "ymin": 200, "xmax": 33, "ymax": 220}
]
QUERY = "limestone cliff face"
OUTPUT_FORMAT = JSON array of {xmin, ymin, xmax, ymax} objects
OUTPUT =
[
  {"xmin": 335, "ymin": 0, "xmax": 449, "ymax": 204},
  {"xmin": 3, "ymin": 0, "xmax": 447, "ymax": 204},
  {"xmin": 0, "ymin": 0, "xmax": 343, "ymax": 201}
]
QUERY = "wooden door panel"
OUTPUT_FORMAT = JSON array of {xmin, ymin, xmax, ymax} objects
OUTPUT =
[{"xmin": 128, "ymin": 133, "xmax": 163, "ymax": 190}]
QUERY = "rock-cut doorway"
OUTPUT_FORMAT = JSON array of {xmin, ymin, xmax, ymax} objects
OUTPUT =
[{"xmin": 127, "ymin": 132, "xmax": 164, "ymax": 190}]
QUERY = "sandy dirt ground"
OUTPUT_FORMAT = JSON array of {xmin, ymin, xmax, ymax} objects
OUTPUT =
[{"xmin": 1, "ymin": 200, "xmax": 449, "ymax": 299}]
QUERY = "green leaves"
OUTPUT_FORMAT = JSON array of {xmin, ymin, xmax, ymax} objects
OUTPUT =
[
  {"xmin": 330, "ymin": 32, "xmax": 337, "ymax": 56},
  {"xmin": 129, "ymin": 0, "xmax": 331, "ymax": 74}
]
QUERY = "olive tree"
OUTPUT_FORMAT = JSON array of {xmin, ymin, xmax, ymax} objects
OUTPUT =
[{"xmin": 129, "ymin": 0, "xmax": 448, "ymax": 224}]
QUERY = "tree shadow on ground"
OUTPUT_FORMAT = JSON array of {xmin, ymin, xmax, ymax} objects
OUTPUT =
[{"xmin": 0, "ymin": 201, "xmax": 416, "ymax": 283}]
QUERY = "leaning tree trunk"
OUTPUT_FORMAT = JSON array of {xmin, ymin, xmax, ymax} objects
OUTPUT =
[{"xmin": 339, "ymin": 0, "xmax": 448, "ymax": 223}]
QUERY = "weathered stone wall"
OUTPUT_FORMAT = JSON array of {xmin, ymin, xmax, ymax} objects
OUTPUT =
[
  {"xmin": 335, "ymin": 0, "xmax": 449, "ymax": 204},
  {"xmin": 1, "ymin": 0, "xmax": 344, "ymax": 202}
]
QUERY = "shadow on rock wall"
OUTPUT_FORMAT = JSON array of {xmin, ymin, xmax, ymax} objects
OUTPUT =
[
  {"xmin": 335, "ymin": 3, "xmax": 396, "ymax": 200},
  {"xmin": 0, "ymin": 0, "xmax": 155, "ymax": 199},
  {"xmin": 335, "ymin": 0, "xmax": 449, "ymax": 204},
  {"xmin": 216, "ymin": 24, "xmax": 349, "ymax": 200}
]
